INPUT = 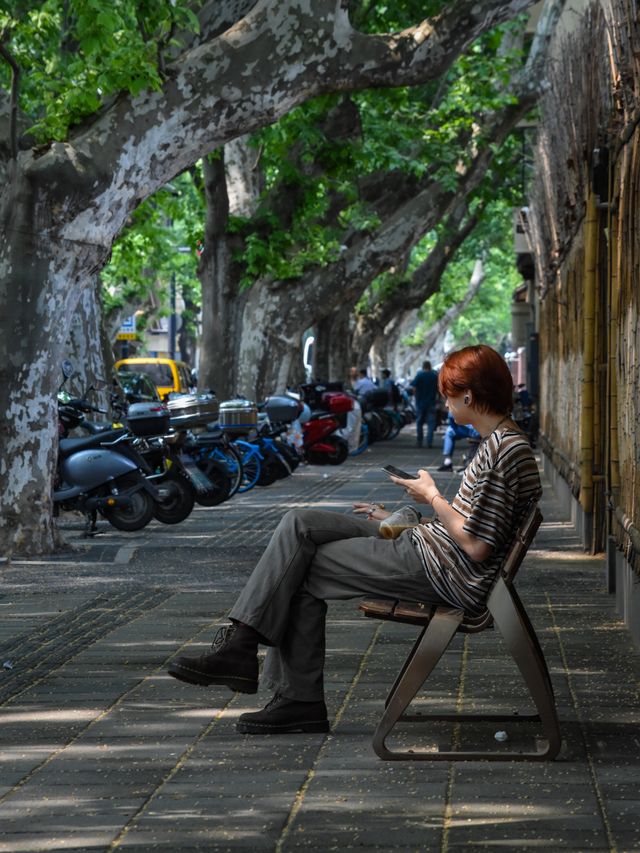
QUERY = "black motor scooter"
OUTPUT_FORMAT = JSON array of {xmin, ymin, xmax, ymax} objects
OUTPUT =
[{"xmin": 55, "ymin": 364, "xmax": 162, "ymax": 534}]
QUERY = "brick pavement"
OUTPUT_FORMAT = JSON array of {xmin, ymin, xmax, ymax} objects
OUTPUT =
[{"xmin": 1, "ymin": 429, "xmax": 639, "ymax": 852}]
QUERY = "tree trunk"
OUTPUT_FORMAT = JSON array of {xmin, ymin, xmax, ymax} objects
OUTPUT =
[
  {"xmin": 66, "ymin": 276, "xmax": 113, "ymax": 410},
  {"xmin": 235, "ymin": 282, "xmax": 300, "ymax": 399},
  {"xmin": 0, "ymin": 173, "xmax": 109, "ymax": 556},
  {"xmin": 286, "ymin": 344, "xmax": 308, "ymax": 389},
  {"xmin": 197, "ymin": 154, "xmax": 245, "ymax": 399},
  {"xmin": 178, "ymin": 284, "xmax": 200, "ymax": 368},
  {"xmin": 313, "ymin": 309, "xmax": 352, "ymax": 385}
]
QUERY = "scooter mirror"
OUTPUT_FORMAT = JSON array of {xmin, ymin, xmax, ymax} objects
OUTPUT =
[{"xmin": 61, "ymin": 360, "xmax": 73, "ymax": 380}]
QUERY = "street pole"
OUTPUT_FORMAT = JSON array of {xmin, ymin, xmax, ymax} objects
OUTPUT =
[{"xmin": 169, "ymin": 272, "xmax": 176, "ymax": 360}]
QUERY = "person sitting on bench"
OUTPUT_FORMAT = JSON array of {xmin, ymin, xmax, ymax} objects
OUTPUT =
[{"xmin": 168, "ymin": 344, "xmax": 541, "ymax": 735}]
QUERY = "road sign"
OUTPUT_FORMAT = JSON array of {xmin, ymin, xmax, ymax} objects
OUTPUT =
[{"xmin": 117, "ymin": 316, "xmax": 137, "ymax": 340}]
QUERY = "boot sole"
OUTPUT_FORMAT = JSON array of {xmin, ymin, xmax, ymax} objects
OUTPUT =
[
  {"xmin": 236, "ymin": 719, "xmax": 329, "ymax": 734},
  {"xmin": 167, "ymin": 662, "xmax": 258, "ymax": 694}
]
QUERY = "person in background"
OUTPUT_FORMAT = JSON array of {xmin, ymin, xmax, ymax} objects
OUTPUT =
[
  {"xmin": 381, "ymin": 368, "xmax": 401, "ymax": 409},
  {"xmin": 409, "ymin": 360, "xmax": 438, "ymax": 448},
  {"xmin": 352, "ymin": 368, "xmax": 377, "ymax": 396},
  {"xmin": 517, "ymin": 383, "xmax": 532, "ymax": 408},
  {"xmin": 438, "ymin": 413, "xmax": 481, "ymax": 472},
  {"xmin": 167, "ymin": 344, "xmax": 540, "ymax": 735}
]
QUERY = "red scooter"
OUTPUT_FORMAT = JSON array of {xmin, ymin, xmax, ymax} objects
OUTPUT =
[{"xmin": 298, "ymin": 384, "xmax": 352, "ymax": 465}]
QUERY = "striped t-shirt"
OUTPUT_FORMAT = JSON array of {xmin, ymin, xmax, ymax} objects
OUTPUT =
[{"xmin": 409, "ymin": 428, "xmax": 542, "ymax": 615}]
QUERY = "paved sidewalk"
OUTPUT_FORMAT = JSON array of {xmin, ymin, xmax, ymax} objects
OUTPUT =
[{"xmin": 1, "ymin": 429, "xmax": 639, "ymax": 852}]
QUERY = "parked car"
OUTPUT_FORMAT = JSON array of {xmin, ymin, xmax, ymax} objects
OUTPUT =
[
  {"xmin": 114, "ymin": 357, "xmax": 193, "ymax": 399},
  {"xmin": 115, "ymin": 370, "xmax": 163, "ymax": 404}
]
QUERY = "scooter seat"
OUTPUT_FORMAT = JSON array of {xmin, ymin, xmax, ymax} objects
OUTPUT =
[{"xmin": 58, "ymin": 428, "xmax": 129, "ymax": 458}]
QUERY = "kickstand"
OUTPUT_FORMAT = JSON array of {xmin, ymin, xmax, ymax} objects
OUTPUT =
[{"xmin": 83, "ymin": 511, "xmax": 100, "ymax": 537}]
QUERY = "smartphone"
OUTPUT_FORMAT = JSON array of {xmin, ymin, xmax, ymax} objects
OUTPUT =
[{"xmin": 382, "ymin": 464, "xmax": 419, "ymax": 480}]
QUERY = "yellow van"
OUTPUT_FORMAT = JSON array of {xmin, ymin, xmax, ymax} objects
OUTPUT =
[{"xmin": 115, "ymin": 357, "xmax": 193, "ymax": 399}]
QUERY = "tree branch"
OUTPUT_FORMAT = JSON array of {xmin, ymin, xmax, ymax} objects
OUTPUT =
[
  {"xmin": 263, "ymin": 0, "xmax": 564, "ymax": 331},
  {"xmin": 24, "ymin": 0, "xmax": 546, "ymax": 243},
  {"xmin": 396, "ymin": 258, "xmax": 485, "ymax": 376},
  {"xmin": 0, "ymin": 38, "xmax": 20, "ymax": 161},
  {"xmin": 350, "ymin": 200, "xmax": 481, "ymax": 362}
]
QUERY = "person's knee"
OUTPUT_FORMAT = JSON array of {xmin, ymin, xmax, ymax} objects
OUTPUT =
[{"xmin": 279, "ymin": 508, "xmax": 315, "ymax": 534}]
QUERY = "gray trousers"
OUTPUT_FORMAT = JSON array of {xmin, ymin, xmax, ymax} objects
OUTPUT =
[{"xmin": 229, "ymin": 508, "xmax": 447, "ymax": 701}]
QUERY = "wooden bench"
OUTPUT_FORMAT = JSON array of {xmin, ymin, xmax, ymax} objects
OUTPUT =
[{"xmin": 359, "ymin": 502, "xmax": 561, "ymax": 761}]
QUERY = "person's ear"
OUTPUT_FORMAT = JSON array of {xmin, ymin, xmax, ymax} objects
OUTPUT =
[{"xmin": 463, "ymin": 393, "xmax": 471, "ymax": 406}]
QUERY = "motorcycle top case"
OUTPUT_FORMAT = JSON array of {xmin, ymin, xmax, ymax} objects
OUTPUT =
[
  {"xmin": 218, "ymin": 399, "xmax": 259, "ymax": 434},
  {"xmin": 299, "ymin": 381, "xmax": 344, "ymax": 410},
  {"xmin": 263, "ymin": 395, "xmax": 301, "ymax": 424},
  {"xmin": 126, "ymin": 402, "xmax": 171, "ymax": 437},
  {"xmin": 166, "ymin": 393, "xmax": 219, "ymax": 428},
  {"xmin": 320, "ymin": 391, "xmax": 353, "ymax": 414}
]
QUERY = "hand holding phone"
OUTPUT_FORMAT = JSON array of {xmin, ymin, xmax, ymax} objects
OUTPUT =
[{"xmin": 382, "ymin": 464, "xmax": 419, "ymax": 480}]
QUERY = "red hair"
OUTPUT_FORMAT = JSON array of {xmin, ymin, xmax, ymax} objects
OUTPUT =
[{"xmin": 438, "ymin": 345, "xmax": 513, "ymax": 415}]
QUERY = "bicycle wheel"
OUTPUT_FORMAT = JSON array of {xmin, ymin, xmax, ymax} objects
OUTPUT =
[
  {"xmin": 194, "ymin": 457, "xmax": 233, "ymax": 505},
  {"xmin": 198, "ymin": 445, "xmax": 243, "ymax": 497},
  {"xmin": 364, "ymin": 411, "xmax": 384, "ymax": 443},
  {"xmin": 384, "ymin": 409, "xmax": 403, "ymax": 440},
  {"xmin": 217, "ymin": 443, "xmax": 244, "ymax": 496},
  {"xmin": 233, "ymin": 439, "xmax": 262, "ymax": 492}
]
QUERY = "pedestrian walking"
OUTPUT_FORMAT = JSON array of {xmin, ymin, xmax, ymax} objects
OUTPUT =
[{"xmin": 409, "ymin": 360, "xmax": 438, "ymax": 447}]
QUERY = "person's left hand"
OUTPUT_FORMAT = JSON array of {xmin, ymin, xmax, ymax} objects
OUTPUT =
[
  {"xmin": 388, "ymin": 469, "xmax": 439, "ymax": 505},
  {"xmin": 352, "ymin": 502, "xmax": 390, "ymax": 521}
]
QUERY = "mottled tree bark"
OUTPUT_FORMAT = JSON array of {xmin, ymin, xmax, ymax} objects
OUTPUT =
[
  {"xmin": 313, "ymin": 309, "xmax": 353, "ymax": 386},
  {"xmin": 65, "ymin": 276, "xmax": 113, "ymax": 411}
]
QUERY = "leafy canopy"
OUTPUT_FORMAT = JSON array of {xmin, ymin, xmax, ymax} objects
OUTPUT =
[
  {"xmin": 101, "ymin": 171, "xmax": 201, "ymax": 322},
  {"xmin": 0, "ymin": 0, "xmax": 199, "ymax": 141},
  {"xmin": 408, "ymin": 200, "xmax": 523, "ymax": 350},
  {"xmin": 225, "ymin": 16, "xmax": 526, "ymax": 286}
]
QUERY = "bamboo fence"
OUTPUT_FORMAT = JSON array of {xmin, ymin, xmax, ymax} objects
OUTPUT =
[{"xmin": 528, "ymin": 0, "xmax": 640, "ymax": 571}]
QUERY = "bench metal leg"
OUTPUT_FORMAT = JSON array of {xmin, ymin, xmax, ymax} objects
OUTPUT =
[
  {"xmin": 372, "ymin": 584, "xmax": 561, "ymax": 761},
  {"xmin": 373, "ymin": 609, "xmax": 462, "ymax": 759},
  {"xmin": 488, "ymin": 580, "xmax": 562, "ymax": 760}
]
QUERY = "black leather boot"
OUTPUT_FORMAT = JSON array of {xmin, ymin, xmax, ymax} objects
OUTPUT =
[
  {"xmin": 236, "ymin": 693, "xmax": 329, "ymax": 734},
  {"xmin": 168, "ymin": 623, "xmax": 259, "ymax": 694}
]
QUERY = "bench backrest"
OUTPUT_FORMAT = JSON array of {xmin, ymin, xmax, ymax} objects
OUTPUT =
[{"xmin": 500, "ymin": 501, "xmax": 542, "ymax": 586}]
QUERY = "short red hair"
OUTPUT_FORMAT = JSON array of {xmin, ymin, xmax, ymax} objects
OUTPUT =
[{"xmin": 438, "ymin": 345, "xmax": 513, "ymax": 415}]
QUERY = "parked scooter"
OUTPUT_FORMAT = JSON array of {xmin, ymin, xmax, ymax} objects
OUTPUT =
[
  {"xmin": 298, "ymin": 383, "xmax": 352, "ymax": 465},
  {"xmin": 56, "ymin": 383, "xmax": 162, "ymax": 535},
  {"xmin": 56, "ymin": 366, "xmax": 190, "ymax": 533}
]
